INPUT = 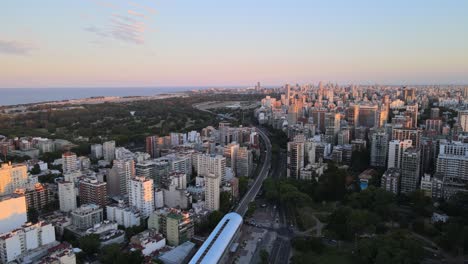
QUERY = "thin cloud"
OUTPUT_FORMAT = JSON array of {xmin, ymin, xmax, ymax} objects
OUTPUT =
[
  {"xmin": 0, "ymin": 39, "xmax": 35, "ymax": 55},
  {"xmin": 112, "ymin": 14, "xmax": 137, "ymax": 23},
  {"xmin": 127, "ymin": 10, "xmax": 145, "ymax": 18},
  {"xmin": 85, "ymin": 16, "xmax": 146, "ymax": 44},
  {"xmin": 84, "ymin": 0, "xmax": 156, "ymax": 45},
  {"xmin": 128, "ymin": 1, "xmax": 157, "ymax": 14},
  {"xmin": 84, "ymin": 26, "xmax": 109, "ymax": 37},
  {"xmin": 110, "ymin": 16, "xmax": 146, "ymax": 44}
]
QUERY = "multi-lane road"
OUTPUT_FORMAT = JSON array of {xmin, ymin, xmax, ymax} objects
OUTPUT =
[{"xmin": 235, "ymin": 127, "xmax": 272, "ymax": 216}]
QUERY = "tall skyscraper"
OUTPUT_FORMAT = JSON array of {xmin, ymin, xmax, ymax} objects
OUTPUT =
[
  {"xmin": 458, "ymin": 110, "xmax": 468, "ymax": 132},
  {"xmin": 346, "ymin": 104, "xmax": 359, "ymax": 127},
  {"xmin": 103, "ymin": 140, "xmax": 116, "ymax": 162},
  {"xmin": 236, "ymin": 147, "xmax": 253, "ymax": 177},
  {"xmin": 287, "ymin": 141, "xmax": 305, "ymax": 178},
  {"xmin": 400, "ymin": 148, "xmax": 421, "ymax": 194},
  {"xmin": 387, "ymin": 139, "xmax": 413, "ymax": 169},
  {"xmin": 310, "ymin": 108, "xmax": 327, "ymax": 133},
  {"xmin": 195, "ymin": 154, "xmax": 226, "ymax": 184},
  {"xmin": 324, "ymin": 112, "xmax": 340, "ymax": 145},
  {"xmin": 129, "ymin": 176, "xmax": 154, "ymax": 218},
  {"xmin": 405, "ymin": 104, "xmax": 418, "ymax": 129},
  {"xmin": 370, "ymin": 131, "xmax": 388, "ymax": 167},
  {"xmin": 223, "ymin": 142, "xmax": 239, "ymax": 169},
  {"xmin": 146, "ymin": 135, "xmax": 159, "ymax": 158},
  {"xmin": 58, "ymin": 181, "xmax": 77, "ymax": 212},
  {"xmin": 204, "ymin": 173, "xmax": 220, "ymax": 211},
  {"xmin": 62, "ymin": 152, "xmax": 78, "ymax": 174},
  {"xmin": 358, "ymin": 105, "xmax": 378, "ymax": 128},
  {"xmin": 110, "ymin": 159, "xmax": 135, "ymax": 196}
]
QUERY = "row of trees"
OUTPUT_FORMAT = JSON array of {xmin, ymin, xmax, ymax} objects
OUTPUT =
[{"xmin": 263, "ymin": 163, "xmax": 349, "ymax": 206}]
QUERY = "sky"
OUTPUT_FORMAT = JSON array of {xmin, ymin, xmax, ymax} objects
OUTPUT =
[{"xmin": 1, "ymin": 0, "xmax": 468, "ymax": 88}]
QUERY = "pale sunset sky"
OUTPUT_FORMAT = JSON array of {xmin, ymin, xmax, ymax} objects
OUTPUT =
[{"xmin": 1, "ymin": 0, "xmax": 468, "ymax": 88}]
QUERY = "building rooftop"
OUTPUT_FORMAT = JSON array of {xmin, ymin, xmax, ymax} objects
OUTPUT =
[
  {"xmin": 159, "ymin": 241, "xmax": 196, "ymax": 264},
  {"xmin": 189, "ymin": 212, "xmax": 243, "ymax": 264}
]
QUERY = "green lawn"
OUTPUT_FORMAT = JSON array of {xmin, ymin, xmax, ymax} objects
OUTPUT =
[{"xmin": 297, "ymin": 207, "xmax": 318, "ymax": 230}]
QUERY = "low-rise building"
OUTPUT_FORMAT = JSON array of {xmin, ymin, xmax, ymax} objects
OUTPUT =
[
  {"xmin": 159, "ymin": 241, "xmax": 196, "ymax": 264},
  {"xmin": 36, "ymin": 242, "xmax": 76, "ymax": 264},
  {"xmin": 130, "ymin": 230, "xmax": 166, "ymax": 256},
  {"xmin": 70, "ymin": 204, "xmax": 103, "ymax": 231},
  {"xmin": 106, "ymin": 201, "xmax": 141, "ymax": 228},
  {"xmin": 0, "ymin": 222, "xmax": 56, "ymax": 263},
  {"xmin": 148, "ymin": 209, "xmax": 194, "ymax": 246}
]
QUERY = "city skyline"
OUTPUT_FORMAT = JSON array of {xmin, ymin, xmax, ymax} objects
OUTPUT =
[{"xmin": 2, "ymin": 0, "xmax": 468, "ymax": 88}]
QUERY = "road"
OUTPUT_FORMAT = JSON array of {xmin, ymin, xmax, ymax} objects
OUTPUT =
[{"xmin": 235, "ymin": 127, "xmax": 272, "ymax": 216}]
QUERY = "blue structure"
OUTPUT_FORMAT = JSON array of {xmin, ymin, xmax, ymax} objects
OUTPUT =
[{"xmin": 189, "ymin": 212, "xmax": 243, "ymax": 264}]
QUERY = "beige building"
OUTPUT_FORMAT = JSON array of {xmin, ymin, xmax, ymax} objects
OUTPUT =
[
  {"xmin": 204, "ymin": 173, "xmax": 220, "ymax": 211},
  {"xmin": 58, "ymin": 181, "xmax": 77, "ymax": 213},
  {"xmin": 0, "ymin": 162, "xmax": 29, "ymax": 196}
]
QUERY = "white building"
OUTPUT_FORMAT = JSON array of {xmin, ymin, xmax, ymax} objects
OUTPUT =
[
  {"xmin": 459, "ymin": 110, "xmax": 468, "ymax": 132},
  {"xmin": 0, "ymin": 222, "xmax": 56, "ymax": 264},
  {"xmin": 37, "ymin": 139, "xmax": 55, "ymax": 154},
  {"xmin": 381, "ymin": 168, "xmax": 401, "ymax": 194},
  {"xmin": 90, "ymin": 144, "xmax": 103, "ymax": 159},
  {"xmin": 204, "ymin": 173, "xmax": 220, "ymax": 211},
  {"xmin": 154, "ymin": 189, "xmax": 164, "ymax": 209},
  {"xmin": 71, "ymin": 204, "xmax": 104, "ymax": 230},
  {"xmin": 106, "ymin": 201, "xmax": 141, "ymax": 228},
  {"xmin": 129, "ymin": 176, "xmax": 154, "ymax": 218},
  {"xmin": 387, "ymin": 139, "xmax": 412, "ymax": 169},
  {"xmin": 420, "ymin": 173, "xmax": 433, "ymax": 197},
  {"xmin": 129, "ymin": 230, "xmax": 166, "ymax": 256},
  {"xmin": 0, "ymin": 162, "xmax": 29, "ymax": 196},
  {"xmin": 163, "ymin": 177, "xmax": 192, "ymax": 210},
  {"xmin": 62, "ymin": 152, "xmax": 78, "ymax": 174},
  {"xmin": 103, "ymin": 141, "xmax": 116, "ymax": 162},
  {"xmin": 0, "ymin": 194, "xmax": 27, "ymax": 234},
  {"xmin": 58, "ymin": 181, "xmax": 77, "ymax": 213},
  {"xmin": 436, "ymin": 141, "xmax": 468, "ymax": 199},
  {"xmin": 287, "ymin": 141, "xmax": 305, "ymax": 178},
  {"xmin": 195, "ymin": 154, "xmax": 226, "ymax": 184},
  {"xmin": 236, "ymin": 147, "xmax": 253, "ymax": 178},
  {"xmin": 114, "ymin": 147, "xmax": 134, "ymax": 161}
]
